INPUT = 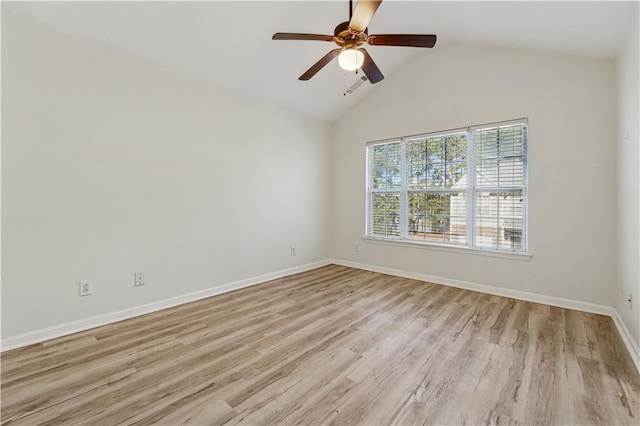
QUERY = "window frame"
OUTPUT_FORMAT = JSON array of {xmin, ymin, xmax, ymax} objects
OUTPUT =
[{"xmin": 365, "ymin": 118, "xmax": 529, "ymax": 256}]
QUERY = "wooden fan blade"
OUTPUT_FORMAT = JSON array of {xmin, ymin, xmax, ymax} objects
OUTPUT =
[
  {"xmin": 349, "ymin": 0, "xmax": 382, "ymax": 32},
  {"xmin": 272, "ymin": 33, "xmax": 334, "ymax": 42},
  {"xmin": 368, "ymin": 34, "xmax": 437, "ymax": 48},
  {"xmin": 299, "ymin": 49, "xmax": 341, "ymax": 80},
  {"xmin": 359, "ymin": 48, "xmax": 384, "ymax": 84}
]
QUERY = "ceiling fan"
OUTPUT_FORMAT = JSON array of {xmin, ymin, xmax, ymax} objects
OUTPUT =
[{"xmin": 272, "ymin": 0, "xmax": 437, "ymax": 84}]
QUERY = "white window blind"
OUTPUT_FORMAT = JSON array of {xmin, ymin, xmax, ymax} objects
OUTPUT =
[
  {"xmin": 366, "ymin": 119, "xmax": 528, "ymax": 253},
  {"xmin": 367, "ymin": 140, "xmax": 402, "ymax": 238}
]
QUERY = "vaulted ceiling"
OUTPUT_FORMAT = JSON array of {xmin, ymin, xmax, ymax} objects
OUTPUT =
[{"xmin": 4, "ymin": 1, "xmax": 635, "ymax": 122}]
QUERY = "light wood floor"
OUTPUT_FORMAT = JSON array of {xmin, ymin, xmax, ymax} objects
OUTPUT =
[{"xmin": 2, "ymin": 265, "xmax": 639, "ymax": 425}]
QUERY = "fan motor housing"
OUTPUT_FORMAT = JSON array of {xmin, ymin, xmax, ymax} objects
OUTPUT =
[{"xmin": 334, "ymin": 21, "xmax": 368, "ymax": 44}]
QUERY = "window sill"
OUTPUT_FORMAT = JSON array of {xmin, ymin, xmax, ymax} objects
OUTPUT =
[{"xmin": 361, "ymin": 237, "xmax": 532, "ymax": 261}]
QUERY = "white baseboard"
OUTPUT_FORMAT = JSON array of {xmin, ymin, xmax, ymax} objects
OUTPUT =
[
  {"xmin": 334, "ymin": 259, "xmax": 614, "ymax": 315},
  {"xmin": 334, "ymin": 259, "xmax": 640, "ymax": 374},
  {"xmin": 611, "ymin": 310, "xmax": 640, "ymax": 374},
  {"xmin": 5, "ymin": 258, "xmax": 640, "ymax": 376},
  {"xmin": 1, "ymin": 259, "xmax": 332, "ymax": 352}
]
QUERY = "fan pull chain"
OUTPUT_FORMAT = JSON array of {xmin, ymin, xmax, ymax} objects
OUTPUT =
[{"xmin": 343, "ymin": 70, "xmax": 347, "ymax": 96}]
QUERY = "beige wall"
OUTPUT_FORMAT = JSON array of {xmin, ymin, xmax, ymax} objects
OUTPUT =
[
  {"xmin": 616, "ymin": 5, "xmax": 640, "ymax": 347},
  {"xmin": 2, "ymin": 9, "xmax": 633, "ymax": 347},
  {"xmin": 333, "ymin": 44, "xmax": 617, "ymax": 305},
  {"xmin": 1, "ymin": 12, "xmax": 332, "ymax": 338}
]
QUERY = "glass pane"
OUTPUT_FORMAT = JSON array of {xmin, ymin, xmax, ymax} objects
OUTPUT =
[
  {"xmin": 475, "ymin": 217, "xmax": 499, "ymax": 249},
  {"xmin": 427, "ymin": 162, "xmax": 445, "ymax": 188},
  {"xmin": 407, "ymin": 192, "xmax": 465, "ymax": 244},
  {"xmin": 408, "ymin": 164, "xmax": 426, "ymax": 189},
  {"xmin": 371, "ymin": 143, "xmax": 402, "ymax": 190},
  {"xmin": 500, "ymin": 190, "xmax": 524, "ymax": 220},
  {"xmin": 447, "ymin": 214, "xmax": 467, "ymax": 244},
  {"xmin": 426, "ymin": 193, "xmax": 448, "ymax": 216},
  {"xmin": 371, "ymin": 193, "xmax": 400, "ymax": 238},
  {"xmin": 444, "ymin": 134, "xmax": 467, "ymax": 162},
  {"xmin": 475, "ymin": 124, "xmax": 525, "ymax": 189},
  {"xmin": 476, "ymin": 128, "xmax": 499, "ymax": 159},
  {"xmin": 497, "ymin": 125, "xmax": 525, "ymax": 158},
  {"xmin": 388, "ymin": 166, "xmax": 402, "ymax": 188},
  {"xmin": 475, "ymin": 125, "xmax": 526, "ymax": 161},
  {"xmin": 475, "ymin": 191, "xmax": 498, "ymax": 249},
  {"xmin": 373, "ymin": 166, "xmax": 387, "ymax": 190},
  {"xmin": 407, "ymin": 140, "xmax": 426, "ymax": 190},
  {"xmin": 500, "ymin": 218, "xmax": 524, "ymax": 251},
  {"xmin": 476, "ymin": 160, "xmax": 498, "ymax": 188},
  {"xmin": 449, "ymin": 192, "xmax": 466, "ymax": 218},
  {"xmin": 371, "ymin": 144, "xmax": 386, "ymax": 168},
  {"xmin": 427, "ymin": 216, "xmax": 450, "ymax": 239},
  {"xmin": 408, "ymin": 193, "xmax": 427, "ymax": 238},
  {"xmin": 408, "ymin": 133, "xmax": 468, "ymax": 191},
  {"xmin": 446, "ymin": 161, "xmax": 467, "ymax": 188},
  {"xmin": 407, "ymin": 140, "xmax": 427, "ymax": 165},
  {"xmin": 475, "ymin": 190, "xmax": 523, "ymax": 251},
  {"xmin": 476, "ymin": 191, "xmax": 498, "ymax": 217},
  {"xmin": 427, "ymin": 138, "xmax": 445, "ymax": 164},
  {"xmin": 498, "ymin": 159, "xmax": 523, "ymax": 187}
]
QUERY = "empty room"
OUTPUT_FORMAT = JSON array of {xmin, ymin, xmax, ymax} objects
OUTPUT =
[{"xmin": 2, "ymin": 0, "xmax": 639, "ymax": 424}]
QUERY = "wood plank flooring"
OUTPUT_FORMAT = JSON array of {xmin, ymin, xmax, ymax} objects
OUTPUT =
[{"xmin": 2, "ymin": 265, "xmax": 639, "ymax": 425}]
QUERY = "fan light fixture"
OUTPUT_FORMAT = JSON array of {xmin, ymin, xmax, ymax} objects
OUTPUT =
[
  {"xmin": 338, "ymin": 48, "xmax": 364, "ymax": 71},
  {"xmin": 272, "ymin": 0, "xmax": 438, "ymax": 84}
]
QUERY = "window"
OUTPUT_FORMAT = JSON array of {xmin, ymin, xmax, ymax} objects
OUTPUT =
[{"xmin": 366, "ymin": 119, "xmax": 528, "ymax": 253}]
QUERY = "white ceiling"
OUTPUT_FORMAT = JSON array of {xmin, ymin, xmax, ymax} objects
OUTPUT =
[{"xmin": 5, "ymin": 1, "xmax": 635, "ymax": 123}]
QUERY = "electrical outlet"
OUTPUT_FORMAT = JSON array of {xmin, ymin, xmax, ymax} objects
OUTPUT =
[
  {"xmin": 290, "ymin": 246, "xmax": 296, "ymax": 256},
  {"xmin": 134, "ymin": 272, "xmax": 145, "ymax": 287},
  {"xmin": 79, "ymin": 280, "xmax": 93, "ymax": 296},
  {"xmin": 354, "ymin": 243, "xmax": 360, "ymax": 252}
]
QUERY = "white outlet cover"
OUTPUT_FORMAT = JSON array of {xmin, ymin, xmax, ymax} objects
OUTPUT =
[
  {"xmin": 79, "ymin": 280, "xmax": 93, "ymax": 296},
  {"xmin": 135, "ymin": 272, "xmax": 145, "ymax": 286}
]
